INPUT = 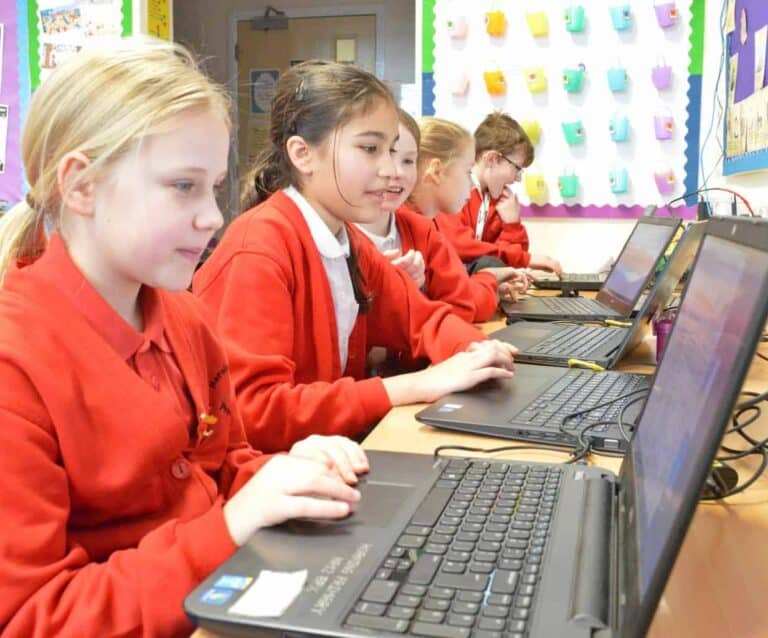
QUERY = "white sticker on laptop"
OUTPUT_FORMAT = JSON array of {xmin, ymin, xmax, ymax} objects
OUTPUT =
[
  {"xmin": 228, "ymin": 569, "xmax": 308, "ymax": 617},
  {"xmin": 437, "ymin": 403, "xmax": 463, "ymax": 413}
]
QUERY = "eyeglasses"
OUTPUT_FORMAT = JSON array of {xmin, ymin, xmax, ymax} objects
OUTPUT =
[{"xmin": 498, "ymin": 153, "xmax": 524, "ymax": 173}]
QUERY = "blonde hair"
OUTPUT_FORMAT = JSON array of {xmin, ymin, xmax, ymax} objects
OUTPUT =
[
  {"xmin": 473, "ymin": 112, "xmax": 534, "ymax": 165},
  {"xmin": 240, "ymin": 60, "xmax": 395, "ymax": 211},
  {"xmin": 0, "ymin": 38, "xmax": 230, "ymax": 279},
  {"xmin": 417, "ymin": 117, "xmax": 474, "ymax": 170}
]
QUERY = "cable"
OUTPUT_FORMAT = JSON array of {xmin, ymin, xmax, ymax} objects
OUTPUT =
[
  {"xmin": 663, "ymin": 186, "xmax": 755, "ymax": 216},
  {"xmin": 698, "ymin": 0, "xmax": 729, "ymax": 215},
  {"xmin": 433, "ymin": 443, "xmax": 575, "ymax": 459}
]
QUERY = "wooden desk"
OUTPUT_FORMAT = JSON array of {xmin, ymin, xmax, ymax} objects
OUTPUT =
[
  {"xmin": 195, "ymin": 315, "xmax": 768, "ymax": 638},
  {"xmin": 364, "ymin": 317, "xmax": 768, "ymax": 638}
]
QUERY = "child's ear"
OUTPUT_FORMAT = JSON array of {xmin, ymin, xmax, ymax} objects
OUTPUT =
[
  {"xmin": 481, "ymin": 150, "xmax": 499, "ymax": 166},
  {"xmin": 285, "ymin": 135, "xmax": 314, "ymax": 176},
  {"xmin": 423, "ymin": 157, "xmax": 443, "ymax": 184},
  {"xmin": 57, "ymin": 151, "xmax": 95, "ymax": 217}
]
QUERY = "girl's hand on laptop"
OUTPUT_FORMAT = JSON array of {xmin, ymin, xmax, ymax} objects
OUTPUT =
[
  {"xmin": 529, "ymin": 254, "xmax": 563, "ymax": 277},
  {"xmin": 224, "ymin": 455, "xmax": 361, "ymax": 545},
  {"xmin": 290, "ymin": 435, "xmax": 370, "ymax": 485},
  {"xmin": 497, "ymin": 281, "xmax": 518, "ymax": 302},
  {"xmin": 384, "ymin": 249, "xmax": 426, "ymax": 288},
  {"xmin": 383, "ymin": 340, "xmax": 517, "ymax": 405},
  {"xmin": 479, "ymin": 267, "xmax": 533, "ymax": 294}
]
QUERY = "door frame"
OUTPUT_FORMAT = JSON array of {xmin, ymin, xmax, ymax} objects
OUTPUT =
[{"xmin": 227, "ymin": 4, "xmax": 385, "ymax": 211}]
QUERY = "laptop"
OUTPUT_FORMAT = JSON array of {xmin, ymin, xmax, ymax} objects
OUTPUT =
[
  {"xmin": 487, "ymin": 221, "xmax": 706, "ymax": 369},
  {"xmin": 185, "ymin": 216, "xmax": 768, "ymax": 638},
  {"xmin": 416, "ymin": 217, "xmax": 760, "ymax": 452},
  {"xmin": 532, "ymin": 271, "xmax": 607, "ymax": 291},
  {"xmin": 502, "ymin": 216, "xmax": 681, "ymax": 321},
  {"xmin": 532, "ymin": 209, "xmax": 657, "ymax": 292}
]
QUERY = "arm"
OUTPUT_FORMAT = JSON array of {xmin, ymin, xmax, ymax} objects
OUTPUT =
[
  {"xmin": 435, "ymin": 211, "xmax": 531, "ymax": 268},
  {"xmin": 196, "ymin": 251, "xmax": 393, "ymax": 453},
  {"xmin": 0, "ymin": 368, "xmax": 238, "ymax": 638}
]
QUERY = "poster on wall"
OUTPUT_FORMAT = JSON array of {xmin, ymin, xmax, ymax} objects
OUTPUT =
[
  {"xmin": 724, "ymin": 0, "xmax": 768, "ymax": 174},
  {"xmin": 250, "ymin": 69, "xmax": 279, "ymax": 115},
  {"xmin": 31, "ymin": 0, "xmax": 131, "ymax": 87},
  {"xmin": 147, "ymin": 0, "xmax": 171, "ymax": 41},
  {"xmin": 431, "ymin": 0, "xmax": 695, "ymax": 208},
  {"xmin": 0, "ymin": 104, "xmax": 8, "ymax": 175}
]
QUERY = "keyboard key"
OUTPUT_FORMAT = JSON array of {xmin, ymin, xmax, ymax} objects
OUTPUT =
[
  {"xmin": 354, "ymin": 601, "xmax": 386, "ymax": 615},
  {"xmin": 490, "ymin": 570, "xmax": 519, "ymax": 594},
  {"xmin": 417, "ymin": 610, "xmax": 446, "ymax": 623},
  {"xmin": 446, "ymin": 613, "xmax": 475, "ymax": 627},
  {"xmin": 408, "ymin": 553, "xmax": 442, "ymax": 585},
  {"xmin": 361, "ymin": 579, "xmax": 399, "ymax": 604},
  {"xmin": 401, "ymin": 584, "xmax": 428, "ymax": 597},
  {"xmin": 451, "ymin": 601, "xmax": 479, "ymax": 615},
  {"xmin": 456, "ymin": 591, "xmax": 483, "ymax": 603},
  {"xmin": 423, "ymin": 598, "xmax": 451, "ymax": 612},
  {"xmin": 477, "ymin": 617, "xmax": 505, "ymax": 631},
  {"xmin": 410, "ymin": 622, "xmax": 470, "ymax": 638},
  {"xmin": 435, "ymin": 572, "xmax": 489, "ymax": 591},
  {"xmin": 387, "ymin": 606, "xmax": 416, "ymax": 620},
  {"xmin": 346, "ymin": 612, "xmax": 408, "ymax": 633},
  {"xmin": 393, "ymin": 594, "xmax": 422, "ymax": 608}
]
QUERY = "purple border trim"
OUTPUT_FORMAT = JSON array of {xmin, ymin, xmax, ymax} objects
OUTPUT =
[
  {"xmin": 521, "ymin": 204, "xmax": 696, "ymax": 220},
  {"xmin": 0, "ymin": 2, "xmax": 23, "ymax": 205}
]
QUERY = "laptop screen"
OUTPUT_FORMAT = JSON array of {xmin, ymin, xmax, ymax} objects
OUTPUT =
[
  {"xmin": 628, "ymin": 232, "xmax": 768, "ymax": 598},
  {"xmin": 597, "ymin": 221, "xmax": 679, "ymax": 315}
]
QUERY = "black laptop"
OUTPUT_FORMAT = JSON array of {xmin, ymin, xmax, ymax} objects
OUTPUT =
[
  {"xmin": 489, "ymin": 221, "xmax": 706, "ymax": 369},
  {"xmin": 186, "ymin": 217, "xmax": 768, "ymax": 638},
  {"xmin": 503, "ymin": 217, "xmax": 681, "ymax": 321},
  {"xmin": 417, "ymin": 217, "xmax": 766, "ymax": 453},
  {"xmin": 532, "ymin": 270, "xmax": 607, "ymax": 291}
]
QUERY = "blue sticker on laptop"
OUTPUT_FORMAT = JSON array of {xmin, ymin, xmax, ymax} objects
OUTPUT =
[
  {"xmin": 200, "ymin": 588, "xmax": 235, "ymax": 605},
  {"xmin": 214, "ymin": 575, "xmax": 254, "ymax": 590}
]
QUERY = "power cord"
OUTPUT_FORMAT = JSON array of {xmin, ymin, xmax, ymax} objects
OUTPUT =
[{"xmin": 663, "ymin": 186, "xmax": 755, "ymax": 216}]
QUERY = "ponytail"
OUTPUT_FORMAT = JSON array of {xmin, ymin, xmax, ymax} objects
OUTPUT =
[
  {"xmin": 240, "ymin": 146, "xmax": 291, "ymax": 211},
  {"xmin": 0, "ymin": 199, "xmax": 46, "ymax": 280}
]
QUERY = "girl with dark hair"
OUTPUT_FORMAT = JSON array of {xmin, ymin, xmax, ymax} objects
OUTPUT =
[{"xmin": 194, "ymin": 61, "xmax": 518, "ymax": 453}]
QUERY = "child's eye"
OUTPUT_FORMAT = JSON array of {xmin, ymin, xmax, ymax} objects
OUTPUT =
[
  {"xmin": 402, "ymin": 158, "xmax": 415, "ymax": 166},
  {"xmin": 360, "ymin": 145, "xmax": 378, "ymax": 154},
  {"xmin": 174, "ymin": 181, "xmax": 195, "ymax": 194}
]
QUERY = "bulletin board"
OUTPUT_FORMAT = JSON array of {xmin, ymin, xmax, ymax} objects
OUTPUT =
[
  {"xmin": 422, "ymin": 0, "xmax": 705, "ymax": 218},
  {"xmin": 723, "ymin": 0, "xmax": 768, "ymax": 175},
  {"xmin": 0, "ymin": 0, "xmax": 132, "ymax": 211}
]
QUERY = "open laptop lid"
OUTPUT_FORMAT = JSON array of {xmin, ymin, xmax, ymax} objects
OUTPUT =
[
  {"xmin": 616, "ymin": 218, "xmax": 768, "ymax": 638},
  {"xmin": 595, "ymin": 216, "xmax": 681, "ymax": 317},
  {"xmin": 612, "ymin": 221, "xmax": 707, "ymax": 364}
]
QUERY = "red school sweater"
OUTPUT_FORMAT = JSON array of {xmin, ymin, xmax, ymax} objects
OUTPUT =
[
  {"xmin": 0, "ymin": 242, "xmax": 270, "ymax": 638},
  {"xmin": 435, "ymin": 188, "xmax": 531, "ymax": 267},
  {"xmin": 193, "ymin": 190, "xmax": 486, "ymax": 453},
  {"xmin": 394, "ymin": 205, "xmax": 499, "ymax": 322}
]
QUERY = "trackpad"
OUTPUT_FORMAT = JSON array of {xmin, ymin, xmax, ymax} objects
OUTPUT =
[{"xmin": 491, "ymin": 324, "xmax": 559, "ymax": 350}]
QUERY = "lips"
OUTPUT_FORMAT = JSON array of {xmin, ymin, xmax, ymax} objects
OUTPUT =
[{"xmin": 177, "ymin": 247, "xmax": 205, "ymax": 263}]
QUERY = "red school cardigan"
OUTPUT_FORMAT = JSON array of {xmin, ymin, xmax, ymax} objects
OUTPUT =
[
  {"xmin": 0, "ymin": 248, "xmax": 270, "ymax": 637},
  {"xmin": 394, "ymin": 204, "xmax": 499, "ymax": 322},
  {"xmin": 435, "ymin": 188, "xmax": 531, "ymax": 268},
  {"xmin": 193, "ymin": 190, "xmax": 486, "ymax": 453}
]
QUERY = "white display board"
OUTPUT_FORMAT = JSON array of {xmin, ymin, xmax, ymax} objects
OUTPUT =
[{"xmin": 432, "ymin": 0, "xmax": 693, "ymax": 207}]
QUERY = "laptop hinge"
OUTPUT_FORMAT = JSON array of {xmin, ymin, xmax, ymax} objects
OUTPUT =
[{"xmin": 569, "ymin": 476, "xmax": 613, "ymax": 630}]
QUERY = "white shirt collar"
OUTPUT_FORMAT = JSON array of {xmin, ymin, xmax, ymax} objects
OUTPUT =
[
  {"xmin": 470, "ymin": 169, "xmax": 484, "ymax": 194},
  {"xmin": 283, "ymin": 185, "xmax": 350, "ymax": 259},
  {"xmin": 356, "ymin": 213, "xmax": 400, "ymax": 252}
]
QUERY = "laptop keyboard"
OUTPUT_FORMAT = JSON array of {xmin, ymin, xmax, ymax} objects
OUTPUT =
[
  {"xmin": 561, "ymin": 273, "xmax": 605, "ymax": 282},
  {"xmin": 346, "ymin": 459, "xmax": 561, "ymax": 637},
  {"xmin": 511, "ymin": 369, "xmax": 648, "ymax": 433},
  {"xmin": 536, "ymin": 297, "xmax": 605, "ymax": 314},
  {"xmin": 526, "ymin": 325, "xmax": 622, "ymax": 358}
]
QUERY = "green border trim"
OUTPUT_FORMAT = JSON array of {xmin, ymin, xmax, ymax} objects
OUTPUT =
[
  {"xmin": 122, "ymin": 0, "xmax": 133, "ymax": 36},
  {"xmin": 688, "ymin": 0, "xmax": 705, "ymax": 75},
  {"xmin": 422, "ymin": 0, "xmax": 435, "ymax": 73}
]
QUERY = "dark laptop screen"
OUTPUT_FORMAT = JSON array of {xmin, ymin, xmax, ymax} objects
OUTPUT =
[
  {"xmin": 599, "ymin": 222, "xmax": 678, "ymax": 314},
  {"xmin": 629, "ymin": 233, "xmax": 768, "ymax": 597}
]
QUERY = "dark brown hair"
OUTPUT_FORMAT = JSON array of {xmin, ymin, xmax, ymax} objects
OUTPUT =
[
  {"xmin": 473, "ymin": 112, "xmax": 534, "ymax": 166},
  {"xmin": 241, "ymin": 60, "xmax": 396, "ymax": 313}
]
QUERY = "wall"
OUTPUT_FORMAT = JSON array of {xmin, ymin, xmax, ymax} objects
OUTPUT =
[
  {"xmin": 526, "ymin": 0, "xmax": 768, "ymax": 272},
  {"xmin": 173, "ymin": 0, "xmax": 414, "ymax": 87}
]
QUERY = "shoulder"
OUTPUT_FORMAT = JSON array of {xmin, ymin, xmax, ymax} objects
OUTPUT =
[{"xmin": 195, "ymin": 192, "xmax": 305, "ymax": 293}]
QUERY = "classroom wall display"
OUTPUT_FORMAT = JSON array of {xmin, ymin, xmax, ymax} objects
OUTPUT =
[
  {"xmin": 425, "ymin": 0, "xmax": 705, "ymax": 216},
  {"xmin": 723, "ymin": 0, "xmax": 768, "ymax": 175},
  {"xmin": 0, "ymin": 1, "xmax": 25, "ymax": 211},
  {"xmin": 29, "ymin": 0, "xmax": 132, "ymax": 88}
]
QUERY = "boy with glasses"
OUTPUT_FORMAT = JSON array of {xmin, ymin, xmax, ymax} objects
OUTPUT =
[{"xmin": 436, "ymin": 112, "xmax": 563, "ymax": 275}]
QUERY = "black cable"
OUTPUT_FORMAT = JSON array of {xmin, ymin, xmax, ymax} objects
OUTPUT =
[{"xmin": 617, "ymin": 394, "xmax": 646, "ymax": 442}]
